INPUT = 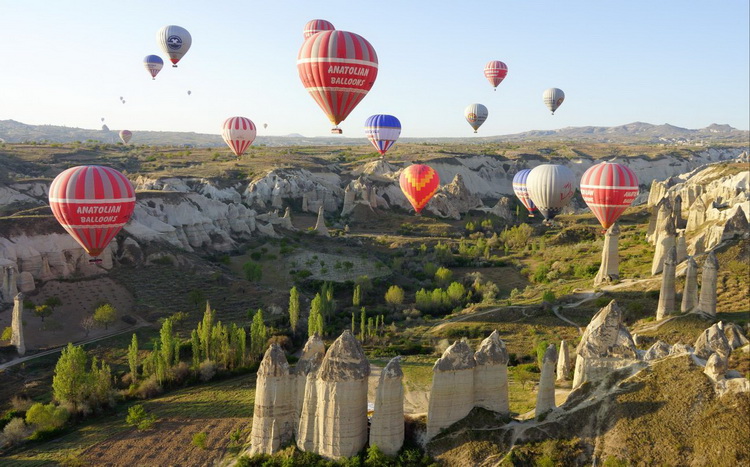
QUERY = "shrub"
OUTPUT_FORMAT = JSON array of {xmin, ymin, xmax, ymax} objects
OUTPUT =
[
  {"xmin": 199, "ymin": 360, "xmax": 217, "ymax": 382},
  {"xmin": 533, "ymin": 265, "xmax": 551, "ymax": 283},
  {"xmin": 136, "ymin": 375, "xmax": 163, "ymax": 399},
  {"xmin": 1, "ymin": 417, "xmax": 29, "ymax": 446},
  {"xmin": 242, "ymin": 261, "xmax": 262, "ymax": 282},
  {"xmin": 25, "ymin": 403, "xmax": 68, "ymax": 432},
  {"xmin": 126, "ymin": 404, "xmax": 157, "ymax": 430},
  {"xmin": 192, "ymin": 431, "xmax": 208, "ymax": 449},
  {"xmin": 2, "ymin": 326, "xmax": 13, "ymax": 341}
]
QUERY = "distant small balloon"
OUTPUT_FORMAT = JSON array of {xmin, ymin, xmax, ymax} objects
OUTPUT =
[
  {"xmin": 484, "ymin": 60, "xmax": 508, "ymax": 90},
  {"xmin": 187, "ymin": 90, "xmax": 191, "ymax": 96},
  {"xmin": 464, "ymin": 103, "xmax": 488, "ymax": 133},
  {"xmin": 543, "ymin": 88, "xmax": 565, "ymax": 114},
  {"xmin": 119, "ymin": 130, "xmax": 132, "ymax": 144},
  {"xmin": 101, "ymin": 117, "xmax": 105, "ymax": 122},
  {"xmin": 263, "ymin": 123, "xmax": 268, "ymax": 129}
]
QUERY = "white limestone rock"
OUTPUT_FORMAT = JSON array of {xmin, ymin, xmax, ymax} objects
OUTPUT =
[
  {"xmin": 426, "ymin": 340, "xmax": 476, "ymax": 439},
  {"xmin": 11, "ymin": 293, "xmax": 26, "ymax": 355},
  {"xmin": 535, "ymin": 344, "xmax": 558, "ymax": 417},
  {"xmin": 656, "ymin": 246, "xmax": 677, "ymax": 320},
  {"xmin": 369, "ymin": 356, "xmax": 404, "ymax": 457},
  {"xmin": 695, "ymin": 251, "xmax": 719, "ymax": 317},
  {"xmin": 693, "ymin": 323, "xmax": 732, "ymax": 361},
  {"xmin": 473, "ymin": 330, "xmax": 509, "ymax": 414},
  {"xmin": 249, "ymin": 344, "xmax": 294, "ymax": 455},
  {"xmin": 594, "ymin": 223, "xmax": 620, "ymax": 286},
  {"xmin": 556, "ymin": 340, "xmax": 572, "ymax": 381},
  {"xmin": 718, "ymin": 322, "xmax": 750, "ymax": 350},
  {"xmin": 680, "ymin": 256, "xmax": 699, "ymax": 313},
  {"xmin": 644, "ymin": 340, "xmax": 672, "ymax": 361}
]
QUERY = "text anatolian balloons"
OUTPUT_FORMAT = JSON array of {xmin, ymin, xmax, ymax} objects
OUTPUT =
[
  {"xmin": 119, "ymin": 130, "xmax": 132, "ymax": 144},
  {"xmin": 399, "ymin": 164, "xmax": 440, "ymax": 214},
  {"xmin": 221, "ymin": 117, "xmax": 257, "ymax": 157},
  {"xmin": 157, "ymin": 25, "xmax": 192, "ymax": 67},
  {"xmin": 543, "ymin": 88, "xmax": 565, "ymax": 114},
  {"xmin": 143, "ymin": 55, "xmax": 163, "ymax": 80},
  {"xmin": 512, "ymin": 169, "xmax": 537, "ymax": 217},
  {"xmin": 297, "ymin": 30, "xmax": 378, "ymax": 133},
  {"xmin": 580, "ymin": 161, "xmax": 639, "ymax": 230},
  {"xmin": 526, "ymin": 164, "xmax": 576, "ymax": 222},
  {"xmin": 303, "ymin": 19, "xmax": 335, "ymax": 39},
  {"xmin": 364, "ymin": 114, "xmax": 401, "ymax": 156},
  {"xmin": 464, "ymin": 103, "xmax": 488, "ymax": 133},
  {"xmin": 48, "ymin": 166, "xmax": 136, "ymax": 258},
  {"xmin": 484, "ymin": 61, "xmax": 508, "ymax": 90}
]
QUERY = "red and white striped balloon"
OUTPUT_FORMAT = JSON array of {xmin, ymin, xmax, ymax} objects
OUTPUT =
[
  {"xmin": 580, "ymin": 161, "xmax": 639, "ymax": 230},
  {"xmin": 297, "ymin": 30, "xmax": 378, "ymax": 131},
  {"xmin": 48, "ymin": 166, "xmax": 136, "ymax": 258},
  {"xmin": 221, "ymin": 117, "xmax": 257, "ymax": 157},
  {"xmin": 303, "ymin": 19, "xmax": 335, "ymax": 39},
  {"xmin": 484, "ymin": 60, "xmax": 508, "ymax": 90}
]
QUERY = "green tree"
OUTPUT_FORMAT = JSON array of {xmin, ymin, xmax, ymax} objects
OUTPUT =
[
  {"xmin": 434, "ymin": 267, "xmax": 453, "ymax": 287},
  {"xmin": 359, "ymin": 308, "xmax": 366, "ymax": 341},
  {"xmin": 352, "ymin": 284, "xmax": 362, "ymax": 307},
  {"xmin": 351, "ymin": 311, "xmax": 356, "ymax": 334},
  {"xmin": 128, "ymin": 333, "xmax": 139, "ymax": 383},
  {"xmin": 288, "ymin": 286, "xmax": 300, "ymax": 333},
  {"xmin": 309, "ymin": 293, "xmax": 324, "ymax": 336},
  {"xmin": 1, "ymin": 326, "xmax": 12, "ymax": 341},
  {"xmin": 160, "ymin": 318, "xmax": 175, "ymax": 368},
  {"xmin": 250, "ymin": 309, "xmax": 267, "ymax": 357},
  {"xmin": 93, "ymin": 303, "xmax": 117, "ymax": 330},
  {"xmin": 242, "ymin": 261, "xmax": 262, "ymax": 282},
  {"xmin": 25, "ymin": 403, "xmax": 68, "ymax": 432},
  {"xmin": 44, "ymin": 296, "xmax": 62, "ymax": 311},
  {"xmin": 447, "ymin": 282, "xmax": 466, "ymax": 304},
  {"xmin": 384, "ymin": 285, "xmax": 404, "ymax": 309},
  {"xmin": 52, "ymin": 343, "xmax": 89, "ymax": 409},
  {"xmin": 365, "ymin": 444, "xmax": 390, "ymax": 467},
  {"xmin": 198, "ymin": 303, "xmax": 214, "ymax": 362},
  {"xmin": 190, "ymin": 329, "xmax": 201, "ymax": 369},
  {"xmin": 34, "ymin": 304, "xmax": 53, "ymax": 322},
  {"xmin": 192, "ymin": 432, "xmax": 208, "ymax": 449},
  {"xmin": 126, "ymin": 404, "xmax": 157, "ymax": 430}
]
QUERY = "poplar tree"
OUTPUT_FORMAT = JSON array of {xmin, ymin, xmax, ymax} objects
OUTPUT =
[
  {"xmin": 160, "ymin": 318, "xmax": 174, "ymax": 368},
  {"xmin": 191, "ymin": 329, "xmax": 201, "ymax": 368},
  {"xmin": 250, "ymin": 309, "xmax": 267, "ymax": 357},
  {"xmin": 288, "ymin": 286, "xmax": 300, "ymax": 333},
  {"xmin": 353, "ymin": 284, "xmax": 362, "ymax": 307},
  {"xmin": 359, "ymin": 308, "xmax": 366, "ymax": 342},
  {"xmin": 128, "ymin": 333, "xmax": 139, "ymax": 383}
]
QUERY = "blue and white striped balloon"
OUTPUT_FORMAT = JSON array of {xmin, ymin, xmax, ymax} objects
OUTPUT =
[
  {"xmin": 364, "ymin": 114, "xmax": 401, "ymax": 156},
  {"xmin": 143, "ymin": 55, "xmax": 164, "ymax": 80}
]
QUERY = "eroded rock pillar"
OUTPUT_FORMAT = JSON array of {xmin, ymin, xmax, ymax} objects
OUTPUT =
[
  {"xmin": 594, "ymin": 223, "xmax": 620, "ymax": 286},
  {"xmin": 656, "ymin": 246, "xmax": 677, "ymax": 320},
  {"xmin": 535, "ymin": 344, "xmax": 558, "ymax": 417},
  {"xmin": 369, "ymin": 356, "xmax": 404, "ymax": 456}
]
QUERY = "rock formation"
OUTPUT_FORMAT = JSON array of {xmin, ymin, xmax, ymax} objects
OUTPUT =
[
  {"xmin": 703, "ymin": 353, "xmax": 727, "ymax": 381},
  {"xmin": 693, "ymin": 323, "xmax": 731, "ymax": 362},
  {"xmin": 294, "ymin": 335, "xmax": 326, "ymax": 451},
  {"xmin": 473, "ymin": 330, "xmax": 509, "ymax": 414},
  {"xmin": 675, "ymin": 231, "xmax": 687, "ymax": 263},
  {"xmin": 685, "ymin": 196, "xmax": 707, "ymax": 234},
  {"xmin": 651, "ymin": 214, "xmax": 676, "ymax": 275},
  {"xmin": 673, "ymin": 194, "xmax": 686, "ymax": 229},
  {"xmin": 680, "ymin": 256, "xmax": 699, "ymax": 313},
  {"xmin": 310, "ymin": 331, "xmax": 369, "ymax": 459},
  {"xmin": 656, "ymin": 245, "xmax": 677, "ymax": 320},
  {"xmin": 313, "ymin": 206, "xmax": 329, "ymax": 237},
  {"xmin": 11, "ymin": 292, "xmax": 25, "ymax": 356},
  {"xmin": 249, "ymin": 344, "xmax": 294, "ymax": 455},
  {"xmin": 647, "ymin": 198, "xmax": 672, "ymax": 245},
  {"xmin": 369, "ymin": 357, "xmax": 404, "ymax": 456},
  {"xmin": 718, "ymin": 322, "xmax": 750, "ymax": 349},
  {"xmin": 644, "ymin": 340, "xmax": 672, "ymax": 361},
  {"xmin": 0, "ymin": 259, "xmax": 18, "ymax": 303},
  {"xmin": 535, "ymin": 344, "xmax": 558, "ymax": 417},
  {"xmin": 573, "ymin": 300, "xmax": 638, "ymax": 389},
  {"xmin": 556, "ymin": 340, "xmax": 571, "ymax": 381},
  {"xmin": 695, "ymin": 251, "xmax": 719, "ymax": 317},
  {"xmin": 594, "ymin": 223, "xmax": 620, "ymax": 286},
  {"xmin": 427, "ymin": 340, "xmax": 476, "ymax": 440}
]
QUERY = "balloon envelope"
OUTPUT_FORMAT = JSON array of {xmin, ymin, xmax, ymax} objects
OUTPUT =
[
  {"xmin": 48, "ymin": 166, "xmax": 136, "ymax": 257},
  {"xmin": 543, "ymin": 88, "xmax": 565, "ymax": 114},
  {"xmin": 512, "ymin": 169, "xmax": 537, "ymax": 216},
  {"xmin": 580, "ymin": 161, "xmax": 639, "ymax": 229},
  {"xmin": 364, "ymin": 114, "xmax": 401, "ymax": 156},
  {"xmin": 484, "ymin": 61, "xmax": 508, "ymax": 89},
  {"xmin": 143, "ymin": 55, "xmax": 164, "ymax": 79},
  {"xmin": 297, "ymin": 30, "xmax": 378, "ymax": 130},
  {"xmin": 399, "ymin": 164, "xmax": 439, "ymax": 214},
  {"xmin": 221, "ymin": 117, "xmax": 257, "ymax": 157},
  {"xmin": 526, "ymin": 164, "xmax": 576, "ymax": 221},
  {"xmin": 157, "ymin": 25, "xmax": 192, "ymax": 67},
  {"xmin": 464, "ymin": 103, "xmax": 488, "ymax": 133},
  {"xmin": 119, "ymin": 130, "xmax": 132, "ymax": 144},
  {"xmin": 303, "ymin": 19, "xmax": 335, "ymax": 39}
]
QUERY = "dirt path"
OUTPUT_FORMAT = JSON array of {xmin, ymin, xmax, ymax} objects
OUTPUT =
[{"xmin": 0, "ymin": 316, "xmax": 150, "ymax": 371}]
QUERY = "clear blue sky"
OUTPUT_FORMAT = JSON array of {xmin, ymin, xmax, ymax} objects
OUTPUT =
[{"xmin": 0, "ymin": 1, "xmax": 747, "ymax": 138}]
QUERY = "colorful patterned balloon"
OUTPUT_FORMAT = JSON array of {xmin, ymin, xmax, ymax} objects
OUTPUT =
[
  {"xmin": 221, "ymin": 117, "xmax": 257, "ymax": 157},
  {"xmin": 580, "ymin": 161, "xmax": 639, "ymax": 230},
  {"xmin": 399, "ymin": 164, "xmax": 440, "ymax": 214},
  {"xmin": 143, "ymin": 55, "xmax": 163, "ymax": 80},
  {"xmin": 364, "ymin": 114, "xmax": 401, "ymax": 156},
  {"xmin": 484, "ymin": 60, "xmax": 508, "ymax": 90},
  {"xmin": 512, "ymin": 169, "xmax": 537, "ymax": 216}
]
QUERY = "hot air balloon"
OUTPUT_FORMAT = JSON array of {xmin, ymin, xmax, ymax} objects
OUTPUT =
[
  {"xmin": 526, "ymin": 164, "xmax": 576, "ymax": 222},
  {"xmin": 399, "ymin": 164, "xmax": 439, "ymax": 214},
  {"xmin": 297, "ymin": 30, "xmax": 378, "ymax": 133},
  {"xmin": 48, "ymin": 166, "xmax": 136, "ymax": 259},
  {"xmin": 543, "ymin": 88, "xmax": 565, "ymax": 114},
  {"xmin": 143, "ymin": 55, "xmax": 163, "ymax": 80},
  {"xmin": 119, "ymin": 130, "xmax": 132, "ymax": 144},
  {"xmin": 512, "ymin": 169, "xmax": 537, "ymax": 217},
  {"xmin": 187, "ymin": 90, "xmax": 191, "ymax": 96},
  {"xmin": 484, "ymin": 61, "xmax": 508, "ymax": 90},
  {"xmin": 464, "ymin": 103, "xmax": 488, "ymax": 133},
  {"xmin": 157, "ymin": 25, "xmax": 192, "ymax": 67},
  {"xmin": 364, "ymin": 114, "xmax": 401, "ymax": 156},
  {"xmin": 221, "ymin": 117, "xmax": 257, "ymax": 157},
  {"xmin": 303, "ymin": 19, "xmax": 335, "ymax": 39},
  {"xmin": 263, "ymin": 123, "xmax": 268, "ymax": 129},
  {"xmin": 580, "ymin": 161, "xmax": 639, "ymax": 230},
  {"xmin": 101, "ymin": 117, "xmax": 105, "ymax": 122}
]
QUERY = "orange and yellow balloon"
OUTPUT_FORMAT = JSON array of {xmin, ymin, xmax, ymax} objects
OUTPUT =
[{"xmin": 399, "ymin": 164, "xmax": 440, "ymax": 214}]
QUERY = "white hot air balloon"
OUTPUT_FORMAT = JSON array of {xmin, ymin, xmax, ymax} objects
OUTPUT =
[
  {"xmin": 543, "ymin": 88, "xmax": 565, "ymax": 114},
  {"xmin": 221, "ymin": 117, "xmax": 257, "ymax": 157},
  {"xmin": 157, "ymin": 25, "xmax": 192, "ymax": 67},
  {"xmin": 526, "ymin": 164, "xmax": 576, "ymax": 222},
  {"xmin": 464, "ymin": 103, "xmax": 488, "ymax": 133}
]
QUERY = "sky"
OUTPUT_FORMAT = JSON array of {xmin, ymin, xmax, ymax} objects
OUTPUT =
[{"xmin": 0, "ymin": 0, "xmax": 748, "ymax": 139}]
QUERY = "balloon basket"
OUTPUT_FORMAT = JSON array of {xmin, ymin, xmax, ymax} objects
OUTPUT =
[
  {"xmin": 330, "ymin": 127, "xmax": 343, "ymax": 134},
  {"xmin": 88, "ymin": 258, "xmax": 103, "ymax": 264}
]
